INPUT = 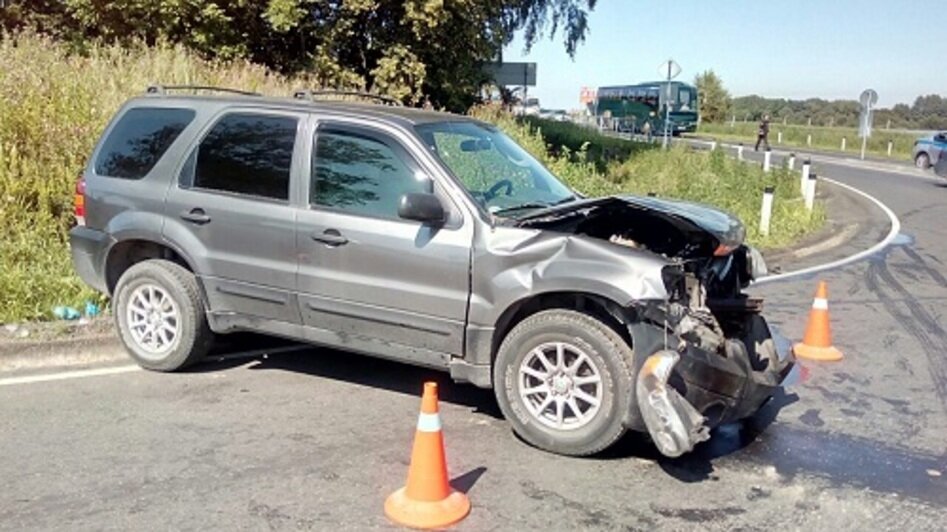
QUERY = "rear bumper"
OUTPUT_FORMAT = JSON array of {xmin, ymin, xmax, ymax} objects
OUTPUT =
[{"xmin": 69, "ymin": 226, "xmax": 110, "ymax": 294}]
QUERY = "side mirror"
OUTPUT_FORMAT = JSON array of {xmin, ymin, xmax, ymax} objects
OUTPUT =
[{"xmin": 398, "ymin": 192, "xmax": 446, "ymax": 224}]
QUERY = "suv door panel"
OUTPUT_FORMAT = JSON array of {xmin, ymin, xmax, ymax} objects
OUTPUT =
[
  {"xmin": 163, "ymin": 109, "xmax": 306, "ymax": 324},
  {"xmin": 298, "ymin": 216, "xmax": 470, "ymax": 353},
  {"xmin": 297, "ymin": 120, "xmax": 472, "ymax": 358}
]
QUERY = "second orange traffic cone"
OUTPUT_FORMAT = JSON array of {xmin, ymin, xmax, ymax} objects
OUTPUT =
[
  {"xmin": 385, "ymin": 382, "xmax": 470, "ymax": 529},
  {"xmin": 793, "ymin": 281, "xmax": 844, "ymax": 361}
]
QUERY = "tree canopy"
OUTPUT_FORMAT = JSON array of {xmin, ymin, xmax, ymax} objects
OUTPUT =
[
  {"xmin": 693, "ymin": 70, "xmax": 730, "ymax": 123},
  {"xmin": 1, "ymin": 0, "xmax": 597, "ymax": 111}
]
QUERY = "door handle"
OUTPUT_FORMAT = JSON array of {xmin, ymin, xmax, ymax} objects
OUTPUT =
[
  {"xmin": 311, "ymin": 229, "xmax": 348, "ymax": 246},
  {"xmin": 180, "ymin": 208, "xmax": 211, "ymax": 225}
]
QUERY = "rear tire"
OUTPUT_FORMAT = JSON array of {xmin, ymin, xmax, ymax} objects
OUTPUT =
[
  {"xmin": 915, "ymin": 152, "xmax": 931, "ymax": 169},
  {"xmin": 493, "ymin": 309, "xmax": 635, "ymax": 456},
  {"xmin": 114, "ymin": 259, "xmax": 212, "ymax": 371}
]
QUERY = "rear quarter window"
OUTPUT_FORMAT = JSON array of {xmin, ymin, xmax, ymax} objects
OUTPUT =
[{"xmin": 94, "ymin": 107, "xmax": 195, "ymax": 179}]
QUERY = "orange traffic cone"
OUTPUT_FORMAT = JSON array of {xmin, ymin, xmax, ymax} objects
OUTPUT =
[
  {"xmin": 793, "ymin": 281, "xmax": 844, "ymax": 361},
  {"xmin": 385, "ymin": 382, "xmax": 470, "ymax": 529}
]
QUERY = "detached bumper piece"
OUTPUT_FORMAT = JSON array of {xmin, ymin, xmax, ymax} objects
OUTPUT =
[
  {"xmin": 628, "ymin": 302, "xmax": 795, "ymax": 458},
  {"xmin": 637, "ymin": 350, "xmax": 710, "ymax": 457}
]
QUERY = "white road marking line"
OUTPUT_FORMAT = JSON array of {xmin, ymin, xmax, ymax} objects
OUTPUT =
[
  {"xmin": 0, "ymin": 344, "xmax": 311, "ymax": 387},
  {"xmin": 753, "ymin": 177, "xmax": 901, "ymax": 285},
  {"xmin": 0, "ymin": 365, "xmax": 140, "ymax": 387}
]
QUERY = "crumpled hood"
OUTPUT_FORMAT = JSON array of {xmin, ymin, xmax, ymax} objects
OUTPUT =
[{"xmin": 516, "ymin": 194, "xmax": 746, "ymax": 253}]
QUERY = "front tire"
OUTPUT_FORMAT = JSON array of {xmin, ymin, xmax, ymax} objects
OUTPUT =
[
  {"xmin": 114, "ymin": 259, "xmax": 213, "ymax": 371},
  {"xmin": 493, "ymin": 309, "xmax": 635, "ymax": 456},
  {"xmin": 915, "ymin": 152, "xmax": 931, "ymax": 169}
]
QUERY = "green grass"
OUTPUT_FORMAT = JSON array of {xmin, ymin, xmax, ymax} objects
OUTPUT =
[
  {"xmin": 696, "ymin": 121, "xmax": 918, "ymax": 161},
  {"xmin": 470, "ymin": 106, "xmax": 825, "ymax": 250}
]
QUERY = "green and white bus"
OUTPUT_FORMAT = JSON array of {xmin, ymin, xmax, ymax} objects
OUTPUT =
[{"xmin": 595, "ymin": 81, "xmax": 699, "ymax": 134}]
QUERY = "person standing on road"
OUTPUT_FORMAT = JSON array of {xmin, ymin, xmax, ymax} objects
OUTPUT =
[{"xmin": 755, "ymin": 114, "xmax": 771, "ymax": 151}]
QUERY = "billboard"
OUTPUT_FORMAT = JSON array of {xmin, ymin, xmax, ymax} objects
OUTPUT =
[{"xmin": 486, "ymin": 62, "xmax": 537, "ymax": 87}]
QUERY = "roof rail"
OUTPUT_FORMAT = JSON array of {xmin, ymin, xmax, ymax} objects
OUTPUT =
[
  {"xmin": 145, "ymin": 85, "xmax": 262, "ymax": 97},
  {"xmin": 293, "ymin": 89, "xmax": 402, "ymax": 106}
]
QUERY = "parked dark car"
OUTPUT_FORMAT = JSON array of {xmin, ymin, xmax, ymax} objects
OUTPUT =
[{"xmin": 70, "ymin": 86, "xmax": 794, "ymax": 458}]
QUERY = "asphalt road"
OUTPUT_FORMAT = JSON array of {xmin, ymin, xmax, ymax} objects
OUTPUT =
[{"xmin": 2, "ymin": 153, "xmax": 946, "ymax": 530}]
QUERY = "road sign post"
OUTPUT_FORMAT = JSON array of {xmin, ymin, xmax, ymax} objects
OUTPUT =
[
  {"xmin": 858, "ymin": 88, "xmax": 878, "ymax": 160},
  {"xmin": 658, "ymin": 59, "xmax": 681, "ymax": 149}
]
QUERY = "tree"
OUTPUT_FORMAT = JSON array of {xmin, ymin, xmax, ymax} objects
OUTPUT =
[
  {"xmin": 693, "ymin": 70, "xmax": 730, "ymax": 123},
  {"xmin": 2, "ymin": 0, "xmax": 598, "ymax": 111}
]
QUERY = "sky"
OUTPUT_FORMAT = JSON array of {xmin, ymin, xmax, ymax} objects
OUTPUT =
[{"xmin": 502, "ymin": 0, "xmax": 946, "ymax": 110}]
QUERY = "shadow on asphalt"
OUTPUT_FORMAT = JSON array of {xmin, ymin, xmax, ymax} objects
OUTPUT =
[
  {"xmin": 188, "ymin": 342, "xmax": 505, "ymax": 419},
  {"xmin": 452, "ymin": 466, "xmax": 488, "ymax": 494},
  {"xmin": 183, "ymin": 339, "xmax": 946, "ymax": 503}
]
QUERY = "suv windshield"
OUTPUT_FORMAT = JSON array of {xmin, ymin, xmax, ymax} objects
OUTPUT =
[{"xmin": 416, "ymin": 121, "xmax": 574, "ymax": 216}]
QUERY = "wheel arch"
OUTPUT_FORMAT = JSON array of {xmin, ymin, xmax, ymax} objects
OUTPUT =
[
  {"xmin": 104, "ymin": 236, "xmax": 200, "ymax": 297},
  {"xmin": 490, "ymin": 291, "xmax": 636, "ymax": 367}
]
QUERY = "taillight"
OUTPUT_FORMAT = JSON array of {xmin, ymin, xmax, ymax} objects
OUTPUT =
[{"xmin": 74, "ymin": 176, "xmax": 86, "ymax": 226}]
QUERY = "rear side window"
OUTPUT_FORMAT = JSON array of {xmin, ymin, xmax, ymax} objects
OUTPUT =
[
  {"xmin": 189, "ymin": 113, "xmax": 297, "ymax": 200},
  {"xmin": 94, "ymin": 107, "xmax": 195, "ymax": 179}
]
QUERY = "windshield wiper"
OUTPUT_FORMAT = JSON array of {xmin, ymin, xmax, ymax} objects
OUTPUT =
[
  {"xmin": 492, "ymin": 195, "xmax": 578, "ymax": 217},
  {"xmin": 491, "ymin": 202, "xmax": 553, "ymax": 216},
  {"xmin": 551, "ymin": 194, "xmax": 577, "ymax": 206}
]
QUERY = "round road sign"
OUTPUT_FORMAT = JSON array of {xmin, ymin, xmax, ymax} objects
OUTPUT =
[
  {"xmin": 860, "ymin": 89, "xmax": 878, "ymax": 108},
  {"xmin": 658, "ymin": 60, "xmax": 681, "ymax": 80}
]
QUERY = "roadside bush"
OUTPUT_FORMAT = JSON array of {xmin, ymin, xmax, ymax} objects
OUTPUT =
[{"xmin": 521, "ymin": 115, "xmax": 652, "ymax": 168}]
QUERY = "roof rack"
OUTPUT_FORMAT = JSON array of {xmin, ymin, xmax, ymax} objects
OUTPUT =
[
  {"xmin": 293, "ymin": 89, "xmax": 402, "ymax": 106},
  {"xmin": 145, "ymin": 85, "xmax": 262, "ymax": 97}
]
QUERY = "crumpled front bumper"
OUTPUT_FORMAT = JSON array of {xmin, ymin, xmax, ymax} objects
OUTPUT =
[{"xmin": 628, "ymin": 305, "xmax": 796, "ymax": 457}]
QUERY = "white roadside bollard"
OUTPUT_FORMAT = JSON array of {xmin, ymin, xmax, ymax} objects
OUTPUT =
[
  {"xmin": 710, "ymin": 139, "xmax": 717, "ymax": 151},
  {"xmin": 760, "ymin": 186, "xmax": 775, "ymax": 236},
  {"xmin": 777, "ymin": 131, "xmax": 783, "ymax": 144},
  {"xmin": 807, "ymin": 134, "xmax": 812, "ymax": 147},
  {"xmin": 800, "ymin": 159, "xmax": 811, "ymax": 196},
  {"xmin": 887, "ymin": 140, "xmax": 893, "ymax": 157},
  {"xmin": 737, "ymin": 143, "xmax": 744, "ymax": 161},
  {"xmin": 788, "ymin": 152, "xmax": 796, "ymax": 170},
  {"xmin": 841, "ymin": 137, "xmax": 846, "ymax": 151},
  {"xmin": 805, "ymin": 173, "xmax": 817, "ymax": 212},
  {"xmin": 763, "ymin": 148, "xmax": 772, "ymax": 172}
]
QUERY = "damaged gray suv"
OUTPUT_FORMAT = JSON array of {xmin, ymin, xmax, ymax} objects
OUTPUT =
[{"xmin": 70, "ymin": 86, "xmax": 794, "ymax": 458}]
